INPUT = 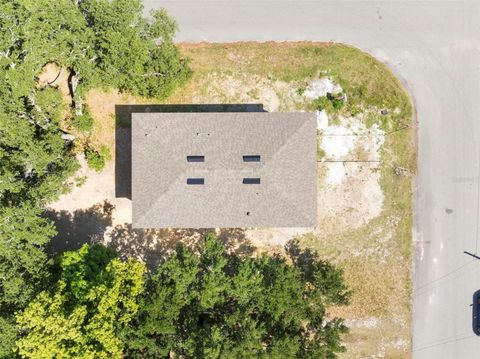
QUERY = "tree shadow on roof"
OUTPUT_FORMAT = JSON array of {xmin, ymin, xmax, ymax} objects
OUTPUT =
[{"xmin": 115, "ymin": 103, "xmax": 265, "ymax": 199}]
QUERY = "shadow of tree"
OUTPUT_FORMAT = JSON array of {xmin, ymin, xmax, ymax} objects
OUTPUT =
[
  {"xmin": 46, "ymin": 200, "xmax": 254, "ymax": 269},
  {"xmin": 45, "ymin": 201, "xmax": 114, "ymax": 255},
  {"xmin": 217, "ymin": 228, "xmax": 254, "ymax": 257},
  {"xmin": 285, "ymin": 238, "xmax": 351, "ymax": 305},
  {"xmin": 108, "ymin": 225, "xmax": 254, "ymax": 269}
]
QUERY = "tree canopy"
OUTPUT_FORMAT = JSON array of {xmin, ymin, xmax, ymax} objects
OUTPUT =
[
  {"xmin": 0, "ymin": 205, "xmax": 55, "ymax": 311},
  {"xmin": 123, "ymin": 234, "xmax": 350, "ymax": 358},
  {"xmin": 0, "ymin": 0, "xmax": 190, "ymax": 206},
  {"xmin": 12, "ymin": 236, "xmax": 350, "ymax": 359},
  {"xmin": 15, "ymin": 244, "xmax": 146, "ymax": 359},
  {"xmin": 0, "ymin": 1, "xmax": 191, "ymax": 356},
  {"xmin": 0, "ymin": 205, "xmax": 56, "ymax": 358}
]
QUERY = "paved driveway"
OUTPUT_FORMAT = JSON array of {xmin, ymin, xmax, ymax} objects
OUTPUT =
[{"xmin": 144, "ymin": 1, "xmax": 480, "ymax": 357}]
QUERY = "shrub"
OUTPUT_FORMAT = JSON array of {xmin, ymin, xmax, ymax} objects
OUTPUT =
[
  {"xmin": 328, "ymin": 92, "xmax": 345, "ymax": 110},
  {"xmin": 85, "ymin": 146, "xmax": 110, "ymax": 172},
  {"xmin": 296, "ymin": 86, "xmax": 306, "ymax": 96},
  {"xmin": 73, "ymin": 112, "xmax": 94, "ymax": 133},
  {"xmin": 313, "ymin": 96, "xmax": 334, "ymax": 112},
  {"xmin": 74, "ymin": 176, "xmax": 87, "ymax": 187},
  {"xmin": 313, "ymin": 92, "xmax": 345, "ymax": 113}
]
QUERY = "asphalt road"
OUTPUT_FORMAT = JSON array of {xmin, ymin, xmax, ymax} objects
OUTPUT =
[{"xmin": 143, "ymin": 1, "xmax": 480, "ymax": 357}]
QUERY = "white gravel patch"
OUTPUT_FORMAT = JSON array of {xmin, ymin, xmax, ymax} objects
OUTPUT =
[
  {"xmin": 391, "ymin": 338, "xmax": 409, "ymax": 350},
  {"xmin": 318, "ymin": 162, "xmax": 384, "ymax": 230},
  {"xmin": 303, "ymin": 77, "xmax": 342, "ymax": 99},
  {"xmin": 318, "ymin": 115, "xmax": 385, "ymax": 185},
  {"xmin": 317, "ymin": 112, "xmax": 386, "ymax": 229},
  {"xmin": 322, "ymin": 134, "xmax": 357, "ymax": 163},
  {"xmin": 344, "ymin": 317, "xmax": 380, "ymax": 329},
  {"xmin": 316, "ymin": 110, "xmax": 329, "ymax": 130},
  {"xmin": 325, "ymin": 162, "xmax": 347, "ymax": 185}
]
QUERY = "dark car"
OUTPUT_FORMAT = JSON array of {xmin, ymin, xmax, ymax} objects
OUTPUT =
[{"xmin": 473, "ymin": 289, "xmax": 480, "ymax": 335}]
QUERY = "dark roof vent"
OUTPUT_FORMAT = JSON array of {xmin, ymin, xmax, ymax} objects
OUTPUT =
[
  {"xmin": 243, "ymin": 178, "xmax": 260, "ymax": 184},
  {"xmin": 187, "ymin": 178, "xmax": 204, "ymax": 185},
  {"xmin": 187, "ymin": 155, "xmax": 205, "ymax": 162},
  {"xmin": 243, "ymin": 155, "xmax": 261, "ymax": 162}
]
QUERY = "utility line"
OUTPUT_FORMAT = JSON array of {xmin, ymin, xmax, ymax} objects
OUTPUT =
[
  {"xmin": 412, "ymin": 259, "xmax": 476, "ymax": 298},
  {"xmin": 385, "ymin": 124, "xmax": 411, "ymax": 135},
  {"xmin": 475, "ymin": 155, "xmax": 480, "ymax": 254},
  {"xmin": 412, "ymin": 333, "xmax": 476, "ymax": 352},
  {"xmin": 317, "ymin": 160, "xmax": 381, "ymax": 163},
  {"xmin": 321, "ymin": 125, "xmax": 411, "ymax": 137},
  {"xmin": 414, "ymin": 328, "xmax": 474, "ymax": 349}
]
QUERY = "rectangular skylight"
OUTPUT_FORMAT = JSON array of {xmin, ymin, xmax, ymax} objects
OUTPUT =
[
  {"xmin": 187, "ymin": 178, "xmax": 204, "ymax": 185},
  {"xmin": 187, "ymin": 156, "xmax": 205, "ymax": 162},
  {"xmin": 243, "ymin": 155, "xmax": 261, "ymax": 162},
  {"xmin": 243, "ymin": 178, "xmax": 261, "ymax": 184}
]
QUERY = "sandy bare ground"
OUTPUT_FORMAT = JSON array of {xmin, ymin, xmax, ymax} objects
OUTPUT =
[
  {"xmin": 48, "ymin": 155, "xmax": 132, "ymax": 226},
  {"xmin": 46, "ymin": 156, "xmax": 251, "ymax": 265}
]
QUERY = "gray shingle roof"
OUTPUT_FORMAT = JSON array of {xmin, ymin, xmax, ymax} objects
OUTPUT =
[{"xmin": 132, "ymin": 112, "xmax": 317, "ymax": 228}]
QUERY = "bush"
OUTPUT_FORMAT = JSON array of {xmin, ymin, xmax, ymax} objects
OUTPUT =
[
  {"xmin": 73, "ymin": 112, "xmax": 94, "ymax": 133},
  {"xmin": 313, "ymin": 96, "xmax": 334, "ymax": 112},
  {"xmin": 85, "ymin": 146, "xmax": 110, "ymax": 172},
  {"xmin": 328, "ymin": 92, "xmax": 345, "ymax": 110},
  {"xmin": 313, "ymin": 92, "xmax": 345, "ymax": 113}
]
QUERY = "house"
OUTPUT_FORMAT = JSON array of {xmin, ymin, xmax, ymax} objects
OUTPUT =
[{"xmin": 131, "ymin": 112, "xmax": 317, "ymax": 228}]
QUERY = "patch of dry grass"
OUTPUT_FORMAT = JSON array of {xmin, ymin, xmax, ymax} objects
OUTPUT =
[
  {"xmin": 37, "ymin": 63, "xmax": 74, "ymax": 127},
  {"xmin": 83, "ymin": 88, "xmax": 156, "ymax": 156}
]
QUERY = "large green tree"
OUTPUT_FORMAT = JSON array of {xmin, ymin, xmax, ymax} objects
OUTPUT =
[
  {"xmin": 0, "ymin": 206, "xmax": 55, "ymax": 311},
  {"xmin": 0, "ymin": 205, "xmax": 55, "ymax": 358},
  {"xmin": 76, "ymin": 1, "xmax": 190, "ymax": 98},
  {"xmin": 0, "ymin": 0, "xmax": 190, "ymax": 206},
  {"xmin": 0, "ymin": 1, "xmax": 190, "ymax": 356},
  {"xmin": 0, "ymin": 0, "xmax": 80, "ymax": 207},
  {"xmin": 123, "ymin": 234, "xmax": 350, "ymax": 359},
  {"xmin": 0, "ymin": 86, "xmax": 79, "ymax": 207},
  {"xmin": 15, "ymin": 244, "xmax": 145, "ymax": 359}
]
